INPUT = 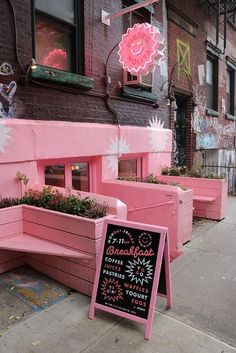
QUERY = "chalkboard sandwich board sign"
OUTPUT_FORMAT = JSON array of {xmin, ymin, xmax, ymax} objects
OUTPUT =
[{"xmin": 89, "ymin": 219, "xmax": 172, "ymax": 340}]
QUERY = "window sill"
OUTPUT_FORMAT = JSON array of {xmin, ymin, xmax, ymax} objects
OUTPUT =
[
  {"xmin": 228, "ymin": 20, "xmax": 236, "ymax": 31},
  {"xmin": 205, "ymin": 108, "xmax": 220, "ymax": 117},
  {"xmin": 30, "ymin": 65, "xmax": 94, "ymax": 91},
  {"xmin": 121, "ymin": 86, "xmax": 157, "ymax": 103},
  {"xmin": 225, "ymin": 113, "xmax": 236, "ymax": 121}
]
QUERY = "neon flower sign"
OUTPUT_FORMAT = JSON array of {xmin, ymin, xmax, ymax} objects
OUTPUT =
[
  {"xmin": 43, "ymin": 49, "xmax": 67, "ymax": 70},
  {"xmin": 118, "ymin": 23, "xmax": 159, "ymax": 75}
]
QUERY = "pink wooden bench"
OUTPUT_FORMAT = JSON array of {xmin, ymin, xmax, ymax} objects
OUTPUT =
[
  {"xmin": 0, "ymin": 233, "xmax": 92, "ymax": 259},
  {"xmin": 0, "ymin": 188, "xmax": 128, "ymax": 296},
  {"xmin": 193, "ymin": 195, "xmax": 216, "ymax": 203},
  {"xmin": 157, "ymin": 176, "xmax": 227, "ymax": 220}
]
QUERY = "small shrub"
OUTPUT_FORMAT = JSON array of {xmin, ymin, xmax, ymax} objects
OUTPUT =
[
  {"xmin": 161, "ymin": 165, "xmax": 224, "ymax": 179},
  {"xmin": 0, "ymin": 197, "xmax": 20, "ymax": 209},
  {"xmin": 187, "ymin": 167, "xmax": 202, "ymax": 178},
  {"xmin": 117, "ymin": 174, "xmax": 186, "ymax": 190},
  {"xmin": 161, "ymin": 166, "xmax": 181, "ymax": 176},
  {"xmin": 0, "ymin": 187, "xmax": 108, "ymax": 219}
]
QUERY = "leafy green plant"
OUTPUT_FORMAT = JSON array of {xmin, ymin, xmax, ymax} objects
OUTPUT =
[
  {"xmin": 0, "ymin": 197, "xmax": 20, "ymax": 209},
  {"xmin": 161, "ymin": 166, "xmax": 181, "ymax": 176},
  {"xmin": 117, "ymin": 174, "xmax": 186, "ymax": 190},
  {"xmin": 161, "ymin": 166, "xmax": 224, "ymax": 179},
  {"xmin": 1, "ymin": 187, "xmax": 108, "ymax": 219}
]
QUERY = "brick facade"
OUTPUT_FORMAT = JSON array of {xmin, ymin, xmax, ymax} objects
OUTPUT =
[
  {"xmin": 0, "ymin": 0, "xmax": 169, "ymax": 127},
  {"xmin": 167, "ymin": 0, "xmax": 236, "ymax": 167}
]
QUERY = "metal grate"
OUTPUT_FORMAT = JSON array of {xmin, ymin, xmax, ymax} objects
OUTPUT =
[{"xmin": 202, "ymin": 162, "xmax": 236, "ymax": 195}]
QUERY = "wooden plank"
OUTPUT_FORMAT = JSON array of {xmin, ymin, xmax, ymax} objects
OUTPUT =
[
  {"xmin": 0, "ymin": 257, "xmax": 26, "ymax": 274},
  {"xmin": 27, "ymin": 258, "xmax": 93, "ymax": 296},
  {"xmin": 22, "ymin": 206, "xmax": 104, "ymax": 239},
  {"xmin": 26, "ymin": 254, "xmax": 96, "ymax": 282},
  {"xmin": 0, "ymin": 221, "xmax": 23, "ymax": 239},
  {"xmin": 0, "ymin": 250, "xmax": 23, "ymax": 264},
  {"xmin": 193, "ymin": 195, "xmax": 216, "ymax": 203},
  {"xmin": 0, "ymin": 233, "xmax": 92, "ymax": 260},
  {"xmin": 23, "ymin": 221, "xmax": 100, "ymax": 254},
  {"xmin": 0, "ymin": 206, "xmax": 22, "ymax": 225}
]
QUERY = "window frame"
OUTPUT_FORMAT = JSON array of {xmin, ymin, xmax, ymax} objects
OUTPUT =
[
  {"xmin": 206, "ymin": 55, "xmax": 218, "ymax": 112},
  {"xmin": 118, "ymin": 155, "xmax": 142, "ymax": 178},
  {"xmin": 120, "ymin": 1, "xmax": 157, "ymax": 103},
  {"xmin": 31, "ymin": 0, "xmax": 84, "ymax": 75},
  {"xmin": 41, "ymin": 158, "xmax": 92, "ymax": 192},
  {"xmin": 226, "ymin": 66, "xmax": 235, "ymax": 116}
]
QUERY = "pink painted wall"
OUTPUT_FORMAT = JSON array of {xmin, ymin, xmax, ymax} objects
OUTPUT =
[{"xmin": 0, "ymin": 120, "xmax": 172, "ymax": 198}]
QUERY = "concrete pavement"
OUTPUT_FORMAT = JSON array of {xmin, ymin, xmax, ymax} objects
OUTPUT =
[{"xmin": 0, "ymin": 197, "xmax": 236, "ymax": 353}]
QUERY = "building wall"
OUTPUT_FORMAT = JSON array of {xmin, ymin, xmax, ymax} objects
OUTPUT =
[
  {"xmin": 167, "ymin": 0, "xmax": 236, "ymax": 166},
  {"xmin": 0, "ymin": 0, "xmax": 169, "ymax": 127}
]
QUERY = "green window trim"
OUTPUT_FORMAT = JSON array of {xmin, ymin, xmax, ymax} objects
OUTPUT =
[
  {"xmin": 225, "ymin": 113, "xmax": 236, "ymax": 121},
  {"xmin": 121, "ymin": 86, "xmax": 157, "ymax": 103},
  {"xmin": 30, "ymin": 64, "xmax": 94, "ymax": 90}
]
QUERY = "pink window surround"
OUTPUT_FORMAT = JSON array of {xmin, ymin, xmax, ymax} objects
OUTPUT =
[
  {"xmin": 118, "ymin": 154, "xmax": 143, "ymax": 178},
  {"xmin": 39, "ymin": 158, "xmax": 93, "ymax": 192}
]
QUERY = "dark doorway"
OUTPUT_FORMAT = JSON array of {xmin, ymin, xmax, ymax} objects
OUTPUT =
[{"xmin": 173, "ymin": 95, "xmax": 188, "ymax": 166}]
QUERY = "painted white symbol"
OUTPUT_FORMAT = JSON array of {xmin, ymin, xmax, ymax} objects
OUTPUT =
[
  {"xmin": 126, "ymin": 257, "xmax": 153, "ymax": 286},
  {"xmin": 147, "ymin": 116, "xmax": 169, "ymax": 153},
  {"xmin": 106, "ymin": 136, "xmax": 130, "ymax": 173},
  {"xmin": 0, "ymin": 122, "xmax": 11, "ymax": 152}
]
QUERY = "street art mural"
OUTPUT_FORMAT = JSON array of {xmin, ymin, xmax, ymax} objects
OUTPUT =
[
  {"xmin": 147, "ymin": 116, "xmax": 169, "ymax": 152},
  {"xmin": 193, "ymin": 83, "xmax": 235, "ymax": 149},
  {"xmin": 176, "ymin": 39, "xmax": 191, "ymax": 78},
  {"xmin": 0, "ymin": 62, "xmax": 22, "ymax": 119}
]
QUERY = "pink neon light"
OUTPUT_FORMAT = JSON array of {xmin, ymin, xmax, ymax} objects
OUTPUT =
[
  {"xmin": 43, "ymin": 49, "xmax": 67, "ymax": 70},
  {"xmin": 118, "ymin": 23, "xmax": 159, "ymax": 75}
]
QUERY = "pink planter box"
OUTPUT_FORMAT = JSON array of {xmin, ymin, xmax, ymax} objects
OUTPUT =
[
  {"xmin": 0, "ymin": 205, "xmax": 115, "ymax": 296},
  {"xmin": 101, "ymin": 180, "xmax": 193, "ymax": 261},
  {"xmin": 158, "ymin": 176, "xmax": 228, "ymax": 220}
]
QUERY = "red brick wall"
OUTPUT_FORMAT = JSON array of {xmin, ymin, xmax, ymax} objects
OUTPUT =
[
  {"xmin": 167, "ymin": 0, "xmax": 236, "ymax": 166},
  {"xmin": 0, "ymin": 0, "xmax": 169, "ymax": 127}
]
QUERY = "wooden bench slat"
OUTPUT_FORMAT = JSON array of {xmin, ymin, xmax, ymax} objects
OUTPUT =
[
  {"xmin": 193, "ymin": 195, "xmax": 216, "ymax": 203},
  {"xmin": 0, "ymin": 233, "xmax": 92, "ymax": 260}
]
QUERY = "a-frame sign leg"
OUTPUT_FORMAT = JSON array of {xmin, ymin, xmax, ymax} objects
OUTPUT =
[{"xmin": 164, "ymin": 231, "xmax": 172, "ymax": 308}]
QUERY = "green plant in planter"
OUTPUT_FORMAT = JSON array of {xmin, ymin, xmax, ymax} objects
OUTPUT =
[
  {"xmin": 117, "ymin": 174, "xmax": 186, "ymax": 190},
  {"xmin": 186, "ymin": 166, "xmax": 202, "ymax": 178},
  {"xmin": 1, "ymin": 187, "xmax": 108, "ymax": 219},
  {"xmin": 161, "ymin": 165, "xmax": 224, "ymax": 179},
  {"xmin": 161, "ymin": 166, "xmax": 181, "ymax": 176},
  {"xmin": 0, "ymin": 197, "xmax": 20, "ymax": 209}
]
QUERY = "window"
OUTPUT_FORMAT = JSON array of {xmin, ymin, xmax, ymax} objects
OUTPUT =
[
  {"xmin": 45, "ymin": 165, "xmax": 65, "ymax": 187},
  {"xmin": 206, "ymin": 56, "xmax": 218, "ymax": 111},
  {"xmin": 226, "ymin": 67, "xmax": 235, "ymax": 116},
  {"xmin": 118, "ymin": 158, "xmax": 142, "ymax": 178},
  {"xmin": 44, "ymin": 161, "xmax": 90, "ymax": 192},
  {"xmin": 71, "ymin": 162, "xmax": 90, "ymax": 192},
  {"xmin": 34, "ymin": 0, "xmax": 83, "ymax": 73}
]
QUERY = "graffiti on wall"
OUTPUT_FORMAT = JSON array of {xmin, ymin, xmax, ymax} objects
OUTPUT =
[
  {"xmin": 176, "ymin": 39, "xmax": 191, "ymax": 78},
  {"xmin": 0, "ymin": 62, "xmax": 22, "ymax": 119},
  {"xmin": 193, "ymin": 81, "xmax": 235, "ymax": 150}
]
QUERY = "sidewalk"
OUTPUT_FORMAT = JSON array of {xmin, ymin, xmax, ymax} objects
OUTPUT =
[{"xmin": 0, "ymin": 197, "xmax": 236, "ymax": 353}]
